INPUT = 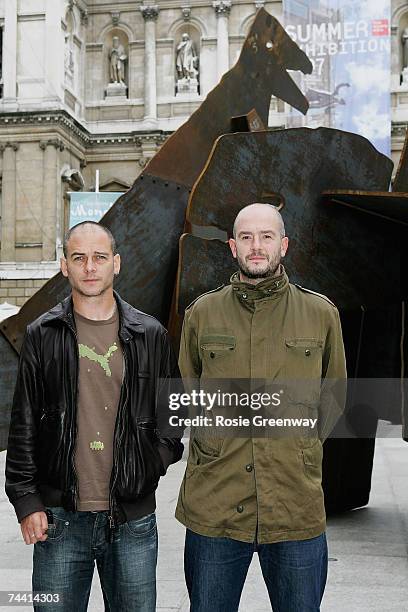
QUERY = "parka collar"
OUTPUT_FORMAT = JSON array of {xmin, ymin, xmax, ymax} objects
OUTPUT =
[
  {"xmin": 41, "ymin": 290, "xmax": 145, "ymax": 341},
  {"xmin": 230, "ymin": 264, "xmax": 289, "ymax": 306}
]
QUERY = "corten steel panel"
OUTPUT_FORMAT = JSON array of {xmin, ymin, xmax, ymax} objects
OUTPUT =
[
  {"xmin": 319, "ymin": 135, "xmax": 408, "ymax": 440},
  {"xmin": 184, "ymin": 127, "xmax": 397, "ymax": 310},
  {"xmin": 322, "ymin": 190, "xmax": 408, "ymax": 225},
  {"xmin": 319, "ymin": 128, "xmax": 408, "ymax": 221},
  {"xmin": 107, "ymin": 176, "xmax": 189, "ymax": 319},
  {"xmin": 176, "ymin": 235, "xmax": 233, "ymax": 314}
]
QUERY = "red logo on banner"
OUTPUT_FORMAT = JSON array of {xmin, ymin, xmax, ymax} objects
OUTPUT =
[{"xmin": 372, "ymin": 19, "xmax": 389, "ymax": 36}]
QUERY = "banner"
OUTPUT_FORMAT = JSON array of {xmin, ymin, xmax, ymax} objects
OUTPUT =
[
  {"xmin": 69, "ymin": 192, "xmax": 123, "ymax": 228},
  {"xmin": 283, "ymin": 0, "xmax": 391, "ymax": 156}
]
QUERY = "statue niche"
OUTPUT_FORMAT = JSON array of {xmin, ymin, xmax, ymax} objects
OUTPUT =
[
  {"xmin": 105, "ymin": 33, "xmax": 128, "ymax": 99},
  {"xmin": 175, "ymin": 31, "xmax": 199, "ymax": 96}
]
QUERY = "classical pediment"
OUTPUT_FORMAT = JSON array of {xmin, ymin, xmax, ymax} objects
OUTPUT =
[{"xmin": 98, "ymin": 177, "xmax": 130, "ymax": 192}]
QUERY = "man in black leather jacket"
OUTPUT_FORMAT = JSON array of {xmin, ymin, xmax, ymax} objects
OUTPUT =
[{"xmin": 5, "ymin": 221, "xmax": 183, "ymax": 611}]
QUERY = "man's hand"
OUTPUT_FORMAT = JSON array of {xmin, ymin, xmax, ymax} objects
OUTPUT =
[{"xmin": 20, "ymin": 511, "xmax": 48, "ymax": 545}]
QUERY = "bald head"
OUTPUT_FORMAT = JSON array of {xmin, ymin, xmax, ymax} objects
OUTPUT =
[
  {"xmin": 60, "ymin": 221, "xmax": 121, "ymax": 299},
  {"xmin": 229, "ymin": 202, "xmax": 289, "ymax": 283},
  {"xmin": 233, "ymin": 203, "xmax": 285, "ymax": 239}
]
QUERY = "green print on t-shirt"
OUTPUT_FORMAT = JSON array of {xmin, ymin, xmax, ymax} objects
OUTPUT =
[{"xmin": 78, "ymin": 342, "xmax": 118, "ymax": 377}]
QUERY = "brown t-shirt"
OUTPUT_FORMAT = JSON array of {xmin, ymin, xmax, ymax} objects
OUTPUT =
[{"xmin": 74, "ymin": 309, "xmax": 123, "ymax": 511}]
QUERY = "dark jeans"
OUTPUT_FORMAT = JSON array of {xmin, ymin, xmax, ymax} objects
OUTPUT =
[
  {"xmin": 32, "ymin": 507, "xmax": 157, "ymax": 612},
  {"xmin": 185, "ymin": 529, "xmax": 328, "ymax": 612}
]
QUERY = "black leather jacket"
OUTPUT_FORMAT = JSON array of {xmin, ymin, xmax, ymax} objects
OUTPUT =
[{"xmin": 5, "ymin": 292, "xmax": 183, "ymax": 526}]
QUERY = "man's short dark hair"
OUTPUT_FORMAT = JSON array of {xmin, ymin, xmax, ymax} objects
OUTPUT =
[{"xmin": 63, "ymin": 221, "xmax": 117, "ymax": 257}]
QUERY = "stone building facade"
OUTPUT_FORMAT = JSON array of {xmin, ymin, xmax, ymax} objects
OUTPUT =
[{"xmin": 0, "ymin": 0, "xmax": 406, "ymax": 305}]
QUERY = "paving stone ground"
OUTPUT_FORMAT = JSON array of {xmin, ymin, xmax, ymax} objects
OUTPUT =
[{"xmin": 1, "ymin": 435, "xmax": 407, "ymax": 611}]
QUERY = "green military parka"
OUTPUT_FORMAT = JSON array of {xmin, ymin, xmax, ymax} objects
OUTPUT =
[{"xmin": 175, "ymin": 267, "xmax": 347, "ymax": 544}]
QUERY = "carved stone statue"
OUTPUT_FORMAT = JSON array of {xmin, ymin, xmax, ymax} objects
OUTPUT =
[
  {"xmin": 109, "ymin": 36, "xmax": 127, "ymax": 85},
  {"xmin": 176, "ymin": 33, "xmax": 198, "ymax": 80}
]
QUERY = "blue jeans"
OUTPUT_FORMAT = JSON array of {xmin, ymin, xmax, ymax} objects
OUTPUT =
[
  {"xmin": 32, "ymin": 508, "xmax": 157, "ymax": 612},
  {"xmin": 185, "ymin": 530, "xmax": 328, "ymax": 612}
]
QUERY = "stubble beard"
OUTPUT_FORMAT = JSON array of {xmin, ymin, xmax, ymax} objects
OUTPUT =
[{"xmin": 237, "ymin": 252, "xmax": 281, "ymax": 280}]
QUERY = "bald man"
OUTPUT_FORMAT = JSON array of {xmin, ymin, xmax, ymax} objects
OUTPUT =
[
  {"xmin": 6, "ymin": 221, "xmax": 183, "ymax": 611},
  {"xmin": 175, "ymin": 203, "xmax": 346, "ymax": 611}
]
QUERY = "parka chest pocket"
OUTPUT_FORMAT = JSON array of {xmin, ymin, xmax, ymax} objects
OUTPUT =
[
  {"xmin": 285, "ymin": 338, "xmax": 323, "ymax": 404},
  {"xmin": 200, "ymin": 335, "xmax": 236, "ymax": 359},
  {"xmin": 285, "ymin": 339, "xmax": 323, "ymax": 373},
  {"xmin": 200, "ymin": 334, "xmax": 236, "ymax": 375}
]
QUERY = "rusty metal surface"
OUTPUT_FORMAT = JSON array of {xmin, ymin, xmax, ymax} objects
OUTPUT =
[
  {"xmin": 176, "ymin": 235, "xmax": 233, "ymax": 314},
  {"xmin": 1, "ymin": 276, "xmax": 71, "ymax": 353},
  {"xmin": 320, "ymin": 141, "xmax": 408, "ymax": 439},
  {"xmin": 146, "ymin": 8, "xmax": 312, "ymax": 187},
  {"xmin": 321, "ymin": 190, "xmax": 408, "ymax": 226},
  {"xmin": 183, "ymin": 127, "xmax": 397, "ymax": 311}
]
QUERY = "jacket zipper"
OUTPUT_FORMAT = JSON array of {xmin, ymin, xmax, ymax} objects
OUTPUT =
[
  {"xmin": 107, "ymin": 339, "xmax": 129, "ymax": 541},
  {"xmin": 64, "ymin": 314, "xmax": 79, "ymax": 510}
]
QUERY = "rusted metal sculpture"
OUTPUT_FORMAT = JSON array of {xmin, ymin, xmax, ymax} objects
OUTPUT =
[
  {"xmin": 0, "ymin": 8, "xmax": 406, "ymax": 516},
  {"xmin": 0, "ymin": 9, "xmax": 313, "ymax": 448}
]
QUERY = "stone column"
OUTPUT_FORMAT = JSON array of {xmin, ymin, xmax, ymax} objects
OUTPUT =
[
  {"xmin": 45, "ymin": 0, "xmax": 63, "ymax": 105},
  {"xmin": 3, "ymin": 0, "xmax": 18, "ymax": 109},
  {"xmin": 213, "ymin": 1, "xmax": 231, "ymax": 81},
  {"xmin": 1, "ymin": 143, "xmax": 19, "ymax": 261},
  {"xmin": 40, "ymin": 139, "xmax": 63, "ymax": 261},
  {"xmin": 140, "ymin": 5, "xmax": 159, "ymax": 125}
]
